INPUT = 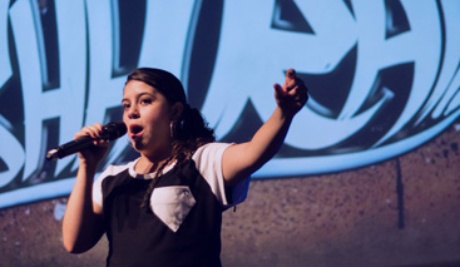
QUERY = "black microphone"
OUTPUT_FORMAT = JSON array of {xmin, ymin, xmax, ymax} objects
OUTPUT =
[{"xmin": 46, "ymin": 122, "xmax": 127, "ymax": 161}]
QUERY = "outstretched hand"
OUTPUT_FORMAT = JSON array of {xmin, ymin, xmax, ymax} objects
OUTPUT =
[{"xmin": 273, "ymin": 68, "xmax": 308, "ymax": 117}]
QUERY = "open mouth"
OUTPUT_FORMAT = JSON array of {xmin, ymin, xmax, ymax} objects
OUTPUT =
[{"xmin": 129, "ymin": 125, "xmax": 144, "ymax": 138}]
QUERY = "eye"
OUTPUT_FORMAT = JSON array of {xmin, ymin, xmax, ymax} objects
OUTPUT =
[
  {"xmin": 122, "ymin": 102, "xmax": 130, "ymax": 110},
  {"xmin": 140, "ymin": 97, "xmax": 152, "ymax": 105}
]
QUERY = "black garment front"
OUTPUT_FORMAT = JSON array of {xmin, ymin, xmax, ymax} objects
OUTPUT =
[{"xmin": 101, "ymin": 160, "xmax": 224, "ymax": 267}]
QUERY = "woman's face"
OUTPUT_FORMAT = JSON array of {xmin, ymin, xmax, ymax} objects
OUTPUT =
[{"xmin": 122, "ymin": 80, "xmax": 175, "ymax": 157}]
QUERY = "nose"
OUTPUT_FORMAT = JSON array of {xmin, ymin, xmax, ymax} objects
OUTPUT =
[{"xmin": 126, "ymin": 104, "xmax": 139, "ymax": 119}]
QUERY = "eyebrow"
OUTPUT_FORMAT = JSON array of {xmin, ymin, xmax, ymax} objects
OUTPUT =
[{"xmin": 121, "ymin": 92, "xmax": 155, "ymax": 103}]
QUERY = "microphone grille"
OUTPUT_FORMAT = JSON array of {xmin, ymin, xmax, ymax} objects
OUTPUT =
[{"xmin": 102, "ymin": 122, "xmax": 127, "ymax": 141}]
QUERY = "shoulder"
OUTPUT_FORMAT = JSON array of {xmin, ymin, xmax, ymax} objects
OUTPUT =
[
  {"xmin": 92, "ymin": 161, "xmax": 135, "ymax": 206},
  {"xmin": 101, "ymin": 163, "xmax": 131, "ymax": 177},
  {"xmin": 97, "ymin": 161, "xmax": 133, "ymax": 183},
  {"xmin": 192, "ymin": 142, "xmax": 232, "ymax": 164},
  {"xmin": 189, "ymin": 142, "xmax": 249, "ymax": 207},
  {"xmin": 190, "ymin": 142, "xmax": 232, "ymax": 178}
]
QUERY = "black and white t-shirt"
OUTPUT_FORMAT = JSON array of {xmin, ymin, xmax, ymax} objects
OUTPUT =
[{"xmin": 92, "ymin": 143, "xmax": 249, "ymax": 267}]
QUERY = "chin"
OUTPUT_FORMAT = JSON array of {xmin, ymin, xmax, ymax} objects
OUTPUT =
[{"xmin": 131, "ymin": 139, "xmax": 146, "ymax": 152}]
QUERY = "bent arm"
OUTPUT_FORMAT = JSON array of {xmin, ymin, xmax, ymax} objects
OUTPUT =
[{"xmin": 62, "ymin": 161, "xmax": 105, "ymax": 253}]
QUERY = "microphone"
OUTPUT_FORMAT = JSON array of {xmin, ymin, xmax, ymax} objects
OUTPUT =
[{"xmin": 46, "ymin": 122, "xmax": 127, "ymax": 161}]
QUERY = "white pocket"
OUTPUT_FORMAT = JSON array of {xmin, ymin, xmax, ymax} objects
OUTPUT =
[{"xmin": 150, "ymin": 186, "xmax": 196, "ymax": 232}]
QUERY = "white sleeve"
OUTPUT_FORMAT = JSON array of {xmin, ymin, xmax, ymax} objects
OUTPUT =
[
  {"xmin": 92, "ymin": 168, "xmax": 111, "ymax": 207},
  {"xmin": 192, "ymin": 142, "xmax": 250, "ymax": 207},
  {"xmin": 92, "ymin": 175, "xmax": 103, "ymax": 207},
  {"xmin": 92, "ymin": 164, "xmax": 128, "ymax": 207}
]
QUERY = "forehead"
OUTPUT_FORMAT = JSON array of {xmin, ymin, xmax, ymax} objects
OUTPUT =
[{"xmin": 123, "ymin": 80, "xmax": 159, "ymax": 97}]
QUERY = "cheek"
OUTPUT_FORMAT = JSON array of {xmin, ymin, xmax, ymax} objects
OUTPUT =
[
  {"xmin": 147, "ymin": 104, "xmax": 173, "ymax": 123},
  {"xmin": 122, "ymin": 112, "xmax": 129, "ymax": 123},
  {"xmin": 144, "ymin": 110, "xmax": 171, "ymax": 132}
]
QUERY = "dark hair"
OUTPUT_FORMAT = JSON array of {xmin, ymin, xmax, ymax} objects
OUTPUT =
[
  {"xmin": 126, "ymin": 67, "xmax": 216, "ymax": 208},
  {"xmin": 126, "ymin": 68, "xmax": 186, "ymax": 105}
]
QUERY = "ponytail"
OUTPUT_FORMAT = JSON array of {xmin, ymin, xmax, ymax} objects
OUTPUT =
[{"xmin": 171, "ymin": 104, "xmax": 215, "ymax": 160}]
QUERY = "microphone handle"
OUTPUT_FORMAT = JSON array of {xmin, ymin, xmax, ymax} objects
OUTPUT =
[
  {"xmin": 46, "ymin": 136, "xmax": 95, "ymax": 161},
  {"xmin": 45, "ymin": 122, "xmax": 126, "ymax": 161}
]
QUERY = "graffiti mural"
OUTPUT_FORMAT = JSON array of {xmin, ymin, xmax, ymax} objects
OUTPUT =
[{"xmin": 0, "ymin": 0, "xmax": 459, "ymax": 208}]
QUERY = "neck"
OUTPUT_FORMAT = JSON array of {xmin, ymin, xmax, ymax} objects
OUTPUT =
[{"xmin": 136, "ymin": 154, "xmax": 172, "ymax": 174}]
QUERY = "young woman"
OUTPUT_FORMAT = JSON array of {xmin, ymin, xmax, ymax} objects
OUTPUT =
[{"xmin": 62, "ymin": 67, "xmax": 308, "ymax": 266}]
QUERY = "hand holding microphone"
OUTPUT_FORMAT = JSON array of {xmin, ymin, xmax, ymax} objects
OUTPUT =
[{"xmin": 46, "ymin": 122, "xmax": 127, "ymax": 161}]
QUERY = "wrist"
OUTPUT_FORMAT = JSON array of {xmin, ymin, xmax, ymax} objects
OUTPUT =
[
  {"xmin": 276, "ymin": 106, "xmax": 295, "ymax": 122},
  {"xmin": 78, "ymin": 158, "xmax": 99, "ymax": 174}
]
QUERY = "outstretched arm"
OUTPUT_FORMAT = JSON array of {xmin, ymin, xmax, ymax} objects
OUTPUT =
[{"xmin": 222, "ymin": 69, "xmax": 308, "ymax": 185}]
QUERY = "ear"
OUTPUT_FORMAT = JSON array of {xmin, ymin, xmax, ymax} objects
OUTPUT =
[{"xmin": 170, "ymin": 102, "xmax": 184, "ymax": 120}]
